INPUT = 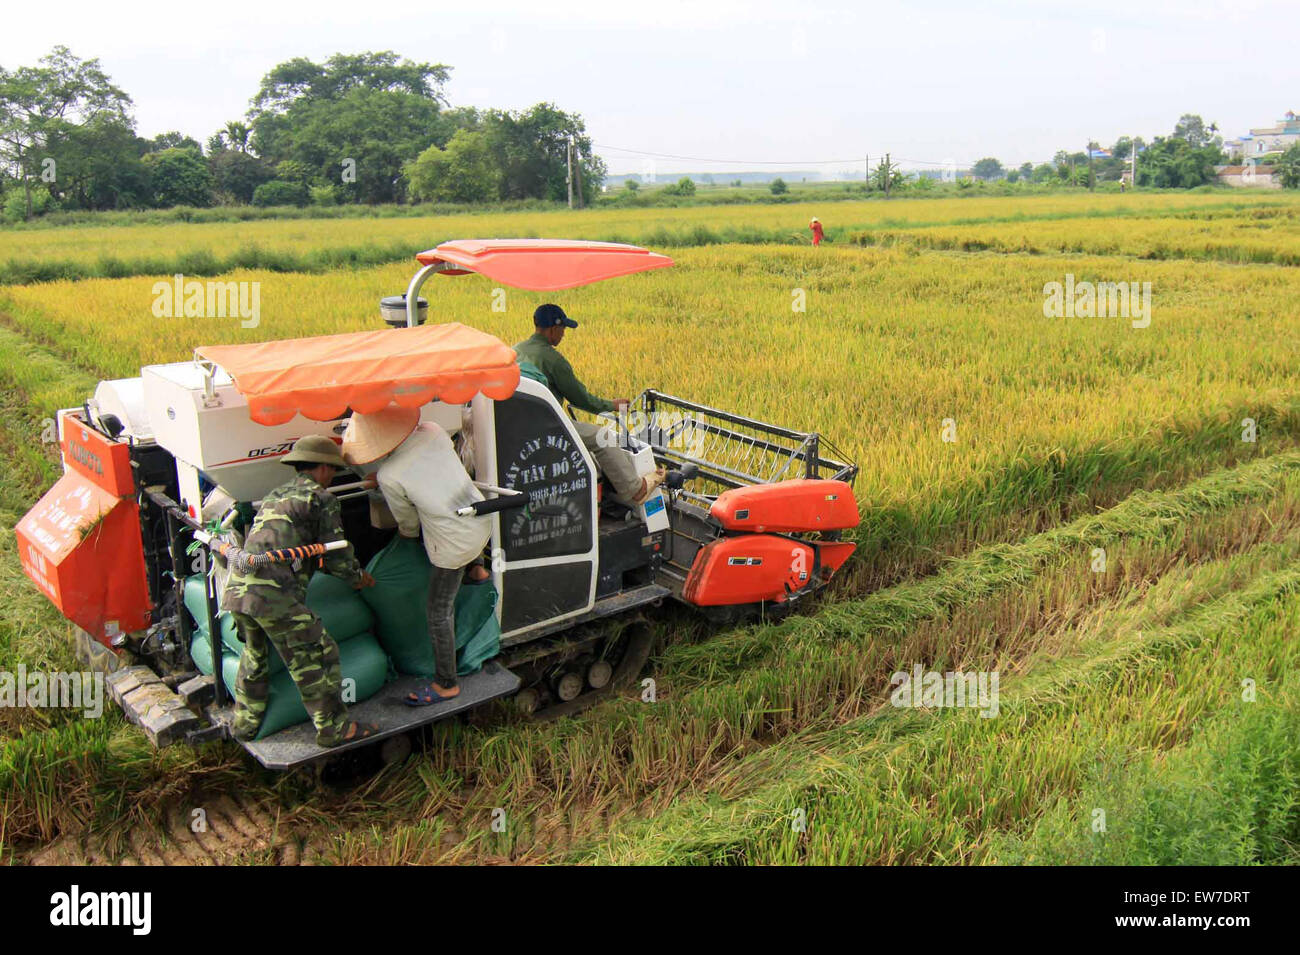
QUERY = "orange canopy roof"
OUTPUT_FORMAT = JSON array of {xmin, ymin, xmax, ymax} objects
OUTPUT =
[
  {"xmin": 196, "ymin": 323, "xmax": 520, "ymax": 426},
  {"xmin": 416, "ymin": 239, "xmax": 673, "ymax": 291}
]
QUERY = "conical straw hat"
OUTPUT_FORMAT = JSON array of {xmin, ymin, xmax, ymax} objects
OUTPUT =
[{"xmin": 341, "ymin": 405, "xmax": 421, "ymax": 466}]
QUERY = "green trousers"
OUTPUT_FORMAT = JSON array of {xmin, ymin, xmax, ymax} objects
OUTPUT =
[{"xmin": 231, "ymin": 607, "xmax": 348, "ymax": 746}]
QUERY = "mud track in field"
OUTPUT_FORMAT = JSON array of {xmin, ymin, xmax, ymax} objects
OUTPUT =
[{"xmin": 27, "ymin": 793, "xmax": 336, "ymax": 866}]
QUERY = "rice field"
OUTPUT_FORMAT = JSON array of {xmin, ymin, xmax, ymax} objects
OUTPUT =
[
  {"xmin": 856, "ymin": 205, "xmax": 1300, "ymax": 266},
  {"xmin": 1, "ymin": 190, "xmax": 1298, "ymax": 865},
  {"xmin": 4, "ymin": 190, "xmax": 1299, "ymax": 283}
]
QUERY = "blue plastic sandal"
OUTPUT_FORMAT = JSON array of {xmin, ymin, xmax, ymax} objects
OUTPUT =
[{"xmin": 404, "ymin": 682, "xmax": 459, "ymax": 707}]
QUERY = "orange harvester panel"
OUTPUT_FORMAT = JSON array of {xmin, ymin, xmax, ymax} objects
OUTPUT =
[
  {"xmin": 684, "ymin": 536, "xmax": 819, "ymax": 606},
  {"xmin": 16, "ymin": 471, "xmax": 151, "ymax": 644},
  {"xmin": 710, "ymin": 479, "xmax": 858, "ymax": 534},
  {"xmin": 61, "ymin": 411, "xmax": 135, "ymax": 497}
]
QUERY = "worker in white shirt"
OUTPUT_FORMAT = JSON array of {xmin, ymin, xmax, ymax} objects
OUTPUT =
[{"xmin": 342, "ymin": 405, "xmax": 490, "ymax": 705}]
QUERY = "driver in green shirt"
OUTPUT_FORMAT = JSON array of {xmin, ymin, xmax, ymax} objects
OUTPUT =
[{"xmin": 514, "ymin": 304, "xmax": 662, "ymax": 506}]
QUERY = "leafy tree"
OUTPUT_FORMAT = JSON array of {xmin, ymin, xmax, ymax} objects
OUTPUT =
[
  {"xmin": 869, "ymin": 158, "xmax": 905, "ymax": 192},
  {"xmin": 1277, "ymin": 142, "xmax": 1300, "ymax": 189},
  {"xmin": 1018, "ymin": 161, "xmax": 1033, "ymax": 180},
  {"xmin": 479, "ymin": 103, "xmax": 603, "ymax": 204},
  {"xmin": 1053, "ymin": 151, "xmax": 1088, "ymax": 184},
  {"xmin": 1136, "ymin": 134, "xmax": 1223, "ymax": 188},
  {"xmin": 1031, "ymin": 163, "xmax": 1055, "ymax": 183},
  {"xmin": 44, "ymin": 114, "xmax": 149, "ymax": 210},
  {"xmin": 1172, "ymin": 114, "xmax": 1219, "ymax": 149},
  {"xmin": 149, "ymin": 131, "xmax": 202, "ymax": 153},
  {"xmin": 624, "ymin": 178, "xmax": 639, "ymax": 192},
  {"xmin": 3, "ymin": 183, "xmax": 56, "ymax": 222},
  {"xmin": 0, "ymin": 46, "xmax": 132, "ymax": 219},
  {"xmin": 252, "ymin": 179, "xmax": 309, "ymax": 207},
  {"xmin": 770, "ymin": 177, "xmax": 788, "ymax": 195},
  {"xmin": 143, "ymin": 147, "xmax": 212, "ymax": 207},
  {"xmin": 406, "ymin": 129, "xmax": 500, "ymax": 203},
  {"xmin": 662, "ymin": 176, "xmax": 696, "ymax": 196},
  {"xmin": 310, "ymin": 183, "xmax": 340, "ymax": 205},
  {"xmin": 208, "ymin": 148, "xmax": 273, "ymax": 203},
  {"xmin": 251, "ymin": 52, "xmax": 449, "ymax": 114},
  {"xmin": 972, "ymin": 157, "xmax": 1005, "ymax": 180},
  {"xmin": 248, "ymin": 51, "xmax": 452, "ymax": 203},
  {"xmin": 223, "ymin": 121, "xmax": 251, "ymax": 153},
  {"xmin": 274, "ymin": 159, "xmax": 312, "ymax": 184}
]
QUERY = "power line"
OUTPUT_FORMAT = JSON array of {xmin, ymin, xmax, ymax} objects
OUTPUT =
[
  {"xmin": 594, "ymin": 144, "xmax": 866, "ymax": 166},
  {"xmin": 596, "ymin": 142, "xmax": 1063, "ymax": 170}
]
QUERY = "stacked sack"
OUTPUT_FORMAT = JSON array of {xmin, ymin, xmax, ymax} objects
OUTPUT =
[
  {"xmin": 185, "ymin": 572, "xmax": 390, "ymax": 739},
  {"xmin": 361, "ymin": 535, "xmax": 502, "ymax": 678}
]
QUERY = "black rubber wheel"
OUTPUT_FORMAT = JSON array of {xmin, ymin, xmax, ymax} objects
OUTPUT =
[
  {"xmin": 531, "ymin": 620, "xmax": 654, "ymax": 721},
  {"xmin": 379, "ymin": 733, "xmax": 413, "ymax": 766}
]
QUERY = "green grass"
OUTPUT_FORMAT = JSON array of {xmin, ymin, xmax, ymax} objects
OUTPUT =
[
  {"xmin": 573, "ymin": 552, "xmax": 1300, "ymax": 865},
  {"xmin": 990, "ymin": 691, "xmax": 1300, "ymax": 865},
  {"xmin": 311, "ymin": 453, "xmax": 1300, "ymax": 864}
]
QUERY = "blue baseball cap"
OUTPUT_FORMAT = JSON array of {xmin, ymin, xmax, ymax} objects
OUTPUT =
[{"xmin": 534, "ymin": 303, "xmax": 578, "ymax": 328}]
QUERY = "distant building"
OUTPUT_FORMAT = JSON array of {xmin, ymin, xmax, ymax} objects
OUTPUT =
[
  {"xmin": 1225, "ymin": 111, "xmax": 1300, "ymax": 159},
  {"xmin": 1215, "ymin": 164, "xmax": 1282, "ymax": 189}
]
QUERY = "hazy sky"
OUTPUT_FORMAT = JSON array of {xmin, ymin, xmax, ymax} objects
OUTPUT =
[{"xmin": 3, "ymin": 0, "xmax": 1295, "ymax": 175}]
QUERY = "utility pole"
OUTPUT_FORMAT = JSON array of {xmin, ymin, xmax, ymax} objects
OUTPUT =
[
  {"xmin": 574, "ymin": 141, "xmax": 583, "ymax": 209},
  {"xmin": 1088, "ymin": 140, "xmax": 1095, "ymax": 192},
  {"xmin": 884, "ymin": 152, "xmax": 891, "ymax": 198},
  {"xmin": 1131, "ymin": 137, "xmax": 1137, "ymax": 188},
  {"xmin": 566, "ymin": 136, "xmax": 574, "ymax": 209}
]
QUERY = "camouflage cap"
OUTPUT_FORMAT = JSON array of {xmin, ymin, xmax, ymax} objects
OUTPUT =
[{"xmin": 281, "ymin": 434, "xmax": 347, "ymax": 468}]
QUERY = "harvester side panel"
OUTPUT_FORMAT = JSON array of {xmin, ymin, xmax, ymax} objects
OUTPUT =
[
  {"xmin": 710, "ymin": 479, "xmax": 859, "ymax": 534},
  {"xmin": 16, "ymin": 472, "xmax": 151, "ymax": 644}
]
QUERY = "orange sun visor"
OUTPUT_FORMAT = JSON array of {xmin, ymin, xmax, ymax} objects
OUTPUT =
[
  {"xmin": 196, "ymin": 323, "xmax": 521, "ymax": 426},
  {"xmin": 415, "ymin": 239, "xmax": 674, "ymax": 291}
]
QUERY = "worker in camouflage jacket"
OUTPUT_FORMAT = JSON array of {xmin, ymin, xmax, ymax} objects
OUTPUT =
[{"xmin": 221, "ymin": 435, "xmax": 378, "ymax": 747}]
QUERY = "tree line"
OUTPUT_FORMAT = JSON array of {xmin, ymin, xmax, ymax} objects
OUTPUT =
[
  {"xmin": 968, "ymin": 114, "xmax": 1298, "ymax": 189},
  {"xmin": 0, "ymin": 47, "xmax": 606, "ymax": 221}
]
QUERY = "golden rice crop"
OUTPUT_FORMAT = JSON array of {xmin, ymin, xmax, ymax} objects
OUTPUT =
[
  {"xmin": 4, "ymin": 241, "xmax": 1298, "ymax": 538},
  {"xmin": 858, "ymin": 207, "xmax": 1300, "ymax": 265},
  {"xmin": 3, "ymin": 191, "xmax": 1295, "ymax": 272}
]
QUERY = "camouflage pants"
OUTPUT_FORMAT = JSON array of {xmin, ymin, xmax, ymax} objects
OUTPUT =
[{"xmin": 231, "ymin": 607, "xmax": 348, "ymax": 746}]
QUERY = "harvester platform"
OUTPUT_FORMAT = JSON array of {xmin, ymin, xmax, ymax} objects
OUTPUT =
[{"xmin": 215, "ymin": 662, "xmax": 521, "ymax": 770}]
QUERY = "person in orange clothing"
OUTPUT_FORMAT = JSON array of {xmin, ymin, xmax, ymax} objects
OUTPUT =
[{"xmin": 810, "ymin": 217, "xmax": 825, "ymax": 246}]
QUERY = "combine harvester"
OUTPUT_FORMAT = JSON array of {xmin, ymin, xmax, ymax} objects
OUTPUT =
[{"xmin": 17, "ymin": 240, "xmax": 859, "ymax": 770}]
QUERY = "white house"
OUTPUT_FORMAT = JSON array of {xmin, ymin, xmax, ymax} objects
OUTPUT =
[{"xmin": 1225, "ymin": 111, "xmax": 1300, "ymax": 160}]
